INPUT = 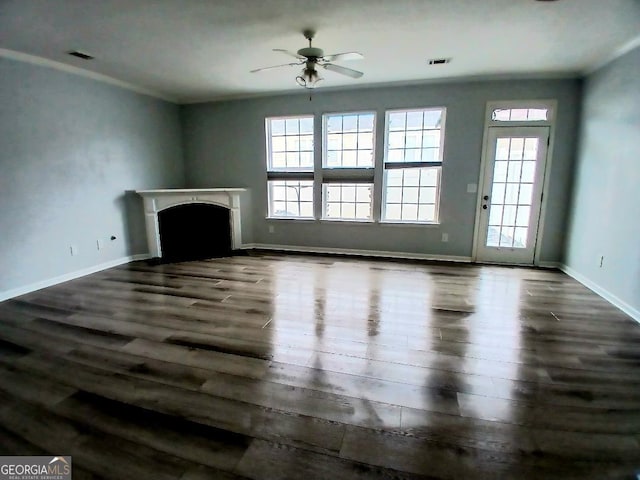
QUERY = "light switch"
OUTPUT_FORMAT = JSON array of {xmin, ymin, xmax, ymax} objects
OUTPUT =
[{"xmin": 467, "ymin": 183, "xmax": 478, "ymax": 193}]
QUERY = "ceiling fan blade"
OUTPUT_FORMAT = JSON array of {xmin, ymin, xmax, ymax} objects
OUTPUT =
[
  {"xmin": 322, "ymin": 52, "xmax": 364, "ymax": 62},
  {"xmin": 322, "ymin": 63, "xmax": 364, "ymax": 79},
  {"xmin": 250, "ymin": 62, "xmax": 300, "ymax": 73},
  {"xmin": 273, "ymin": 48, "xmax": 306, "ymax": 60}
]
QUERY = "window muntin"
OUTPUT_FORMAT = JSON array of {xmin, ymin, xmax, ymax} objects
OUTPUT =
[
  {"xmin": 267, "ymin": 116, "xmax": 314, "ymax": 171},
  {"xmin": 382, "ymin": 108, "xmax": 445, "ymax": 223},
  {"xmin": 324, "ymin": 112, "xmax": 375, "ymax": 168},
  {"xmin": 268, "ymin": 180, "xmax": 314, "ymax": 218},
  {"xmin": 323, "ymin": 183, "xmax": 373, "ymax": 221}
]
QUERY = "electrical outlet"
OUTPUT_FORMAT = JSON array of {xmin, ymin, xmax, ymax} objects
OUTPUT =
[
  {"xmin": 70, "ymin": 245, "xmax": 78, "ymax": 256},
  {"xmin": 467, "ymin": 183, "xmax": 478, "ymax": 193},
  {"xmin": 97, "ymin": 239, "xmax": 104, "ymax": 250},
  {"xmin": 268, "ymin": 225, "xmax": 275, "ymax": 234},
  {"xmin": 441, "ymin": 233, "xmax": 449, "ymax": 242}
]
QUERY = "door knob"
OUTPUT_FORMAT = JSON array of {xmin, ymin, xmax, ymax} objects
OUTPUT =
[
  {"xmin": 482, "ymin": 205, "xmax": 488, "ymax": 209},
  {"xmin": 483, "ymin": 195, "xmax": 489, "ymax": 201}
]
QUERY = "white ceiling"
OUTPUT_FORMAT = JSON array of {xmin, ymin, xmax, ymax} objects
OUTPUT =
[{"xmin": 1, "ymin": 0, "xmax": 639, "ymax": 103}]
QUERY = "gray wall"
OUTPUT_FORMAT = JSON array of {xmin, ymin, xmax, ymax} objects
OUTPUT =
[
  {"xmin": 0, "ymin": 57, "xmax": 184, "ymax": 295},
  {"xmin": 182, "ymin": 79, "xmax": 581, "ymax": 261},
  {"xmin": 565, "ymin": 46, "xmax": 640, "ymax": 316}
]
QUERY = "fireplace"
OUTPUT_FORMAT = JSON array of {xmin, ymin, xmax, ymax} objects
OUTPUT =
[{"xmin": 135, "ymin": 188, "xmax": 246, "ymax": 261}]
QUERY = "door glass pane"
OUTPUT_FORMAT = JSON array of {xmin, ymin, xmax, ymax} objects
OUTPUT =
[
  {"xmin": 516, "ymin": 206, "xmax": 531, "ymax": 226},
  {"xmin": 521, "ymin": 162, "xmax": 537, "ymax": 183},
  {"xmin": 523, "ymin": 138, "xmax": 539, "ymax": 159},
  {"xmin": 485, "ymin": 136, "xmax": 539, "ymax": 249},
  {"xmin": 500, "ymin": 227, "xmax": 515, "ymax": 246},
  {"xmin": 493, "ymin": 161, "xmax": 508, "ymax": 182},
  {"xmin": 491, "ymin": 183, "xmax": 506, "ymax": 204},
  {"xmin": 518, "ymin": 184, "xmax": 533, "ymax": 204},
  {"xmin": 502, "ymin": 205, "xmax": 517, "ymax": 225},
  {"xmin": 489, "ymin": 205, "xmax": 503, "ymax": 225},
  {"xmin": 509, "ymin": 138, "xmax": 524, "ymax": 160},
  {"xmin": 487, "ymin": 226, "xmax": 501, "ymax": 247},
  {"xmin": 495, "ymin": 139, "xmax": 510, "ymax": 160},
  {"xmin": 507, "ymin": 162, "xmax": 522, "ymax": 182},
  {"xmin": 504, "ymin": 184, "xmax": 519, "ymax": 204},
  {"xmin": 514, "ymin": 227, "xmax": 528, "ymax": 247}
]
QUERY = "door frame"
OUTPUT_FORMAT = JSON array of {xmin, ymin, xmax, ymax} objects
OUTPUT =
[{"xmin": 471, "ymin": 100, "xmax": 557, "ymax": 266}]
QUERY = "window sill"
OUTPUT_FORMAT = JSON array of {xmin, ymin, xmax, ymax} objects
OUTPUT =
[
  {"xmin": 264, "ymin": 217, "xmax": 440, "ymax": 227},
  {"xmin": 320, "ymin": 218, "xmax": 375, "ymax": 225},
  {"xmin": 266, "ymin": 216, "xmax": 316, "ymax": 222},
  {"xmin": 379, "ymin": 221, "xmax": 440, "ymax": 227}
]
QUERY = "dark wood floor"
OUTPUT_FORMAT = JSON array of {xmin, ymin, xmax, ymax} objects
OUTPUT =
[{"xmin": 0, "ymin": 253, "xmax": 639, "ymax": 479}]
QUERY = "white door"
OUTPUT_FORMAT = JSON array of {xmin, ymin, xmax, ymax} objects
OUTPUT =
[{"xmin": 476, "ymin": 126, "xmax": 549, "ymax": 264}]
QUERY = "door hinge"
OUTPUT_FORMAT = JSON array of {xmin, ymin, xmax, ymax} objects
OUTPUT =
[
  {"xmin": 541, "ymin": 192, "xmax": 544, "ymax": 202},
  {"xmin": 547, "ymin": 136, "xmax": 550, "ymax": 147}
]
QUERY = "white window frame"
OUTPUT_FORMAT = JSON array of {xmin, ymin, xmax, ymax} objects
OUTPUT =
[
  {"xmin": 321, "ymin": 111, "xmax": 376, "ymax": 222},
  {"xmin": 266, "ymin": 115, "xmax": 315, "ymax": 219},
  {"xmin": 381, "ymin": 107, "xmax": 446, "ymax": 224}
]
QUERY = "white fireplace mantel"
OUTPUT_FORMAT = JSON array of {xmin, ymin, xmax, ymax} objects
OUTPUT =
[{"xmin": 135, "ymin": 188, "xmax": 246, "ymax": 258}]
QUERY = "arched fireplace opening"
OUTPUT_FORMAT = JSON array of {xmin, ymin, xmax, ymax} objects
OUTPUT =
[{"xmin": 158, "ymin": 202, "xmax": 231, "ymax": 262}]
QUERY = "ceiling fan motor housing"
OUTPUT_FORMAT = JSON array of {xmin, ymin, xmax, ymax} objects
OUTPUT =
[{"xmin": 297, "ymin": 47, "xmax": 324, "ymax": 59}]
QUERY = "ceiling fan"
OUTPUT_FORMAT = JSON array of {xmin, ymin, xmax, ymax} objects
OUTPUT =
[{"xmin": 251, "ymin": 30, "xmax": 364, "ymax": 89}]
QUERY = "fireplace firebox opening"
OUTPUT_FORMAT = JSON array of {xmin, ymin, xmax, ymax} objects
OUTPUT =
[{"xmin": 158, "ymin": 203, "xmax": 231, "ymax": 262}]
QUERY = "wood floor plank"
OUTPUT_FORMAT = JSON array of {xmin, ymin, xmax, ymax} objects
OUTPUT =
[
  {"xmin": 54, "ymin": 391, "xmax": 251, "ymax": 472},
  {"xmin": 11, "ymin": 350, "xmax": 346, "ymax": 454},
  {"xmin": 236, "ymin": 438, "xmax": 432, "ymax": 480},
  {"xmin": 0, "ymin": 252, "xmax": 639, "ymax": 479}
]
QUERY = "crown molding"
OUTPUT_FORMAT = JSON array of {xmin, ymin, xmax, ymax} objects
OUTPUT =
[{"xmin": 0, "ymin": 48, "xmax": 178, "ymax": 103}]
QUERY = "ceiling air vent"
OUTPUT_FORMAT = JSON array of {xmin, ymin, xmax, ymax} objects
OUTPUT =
[
  {"xmin": 428, "ymin": 58, "xmax": 451, "ymax": 65},
  {"xmin": 68, "ymin": 50, "xmax": 94, "ymax": 60}
]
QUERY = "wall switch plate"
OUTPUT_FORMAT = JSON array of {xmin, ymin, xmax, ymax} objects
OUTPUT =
[
  {"xmin": 467, "ymin": 183, "xmax": 478, "ymax": 193},
  {"xmin": 70, "ymin": 245, "xmax": 78, "ymax": 256},
  {"xmin": 97, "ymin": 239, "xmax": 103, "ymax": 250},
  {"xmin": 442, "ymin": 233, "xmax": 449, "ymax": 242},
  {"xmin": 268, "ymin": 225, "xmax": 275, "ymax": 233}
]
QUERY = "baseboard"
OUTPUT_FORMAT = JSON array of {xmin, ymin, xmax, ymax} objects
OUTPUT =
[
  {"xmin": 560, "ymin": 264, "xmax": 640, "ymax": 324},
  {"xmin": 537, "ymin": 261, "xmax": 561, "ymax": 269},
  {"xmin": 0, "ymin": 253, "xmax": 152, "ymax": 303},
  {"xmin": 240, "ymin": 243, "xmax": 472, "ymax": 263}
]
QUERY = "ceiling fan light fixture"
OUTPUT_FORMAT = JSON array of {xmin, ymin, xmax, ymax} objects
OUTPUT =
[{"xmin": 296, "ymin": 67, "xmax": 323, "ymax": 89}]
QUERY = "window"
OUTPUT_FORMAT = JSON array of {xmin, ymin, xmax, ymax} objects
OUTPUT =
[
  {"xmin": 323, "ymin": 183, "xmax": 373, "ymax": 220},
  {"xmin": 268, "ymin": 180, "xmax": 314, "ymax": 218},
  {"xmin": 265, "ymin": 108, "xmax": 447, "ymax": 224},
  {"xmin": 492, "ymin": 108, "xmax": 548, "ymax": 122},
  {"xmin": 488, "ymin": 101, "xmax": 554, "ymax": 124},
  {"xmin": 266, "ymin": 116, "xmax": 314, "ymax": 218},
  {"xmin": 382, "ymin": 108, "xmax": 445, "ymax": 223},
  {"xmin": 325, "ymin": 113, "xmax": 375, "ymax": 168},
  {"xmin": 322, "ymin": 112, "xmax": 375, "ymax": 221}
]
